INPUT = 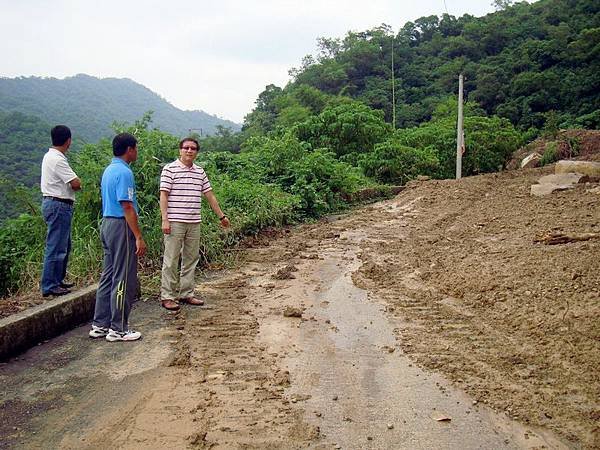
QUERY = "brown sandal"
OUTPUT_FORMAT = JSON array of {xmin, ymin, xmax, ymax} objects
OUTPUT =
[{"xmin": 161, "ymin": 299, "xmax": 180, "ymax": 310}]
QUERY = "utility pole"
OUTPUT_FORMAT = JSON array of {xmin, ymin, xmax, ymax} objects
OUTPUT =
[
  {"xmin": 456, "ymin": 73, "xmax": 464, "ymax": 180},
  {"xmin": 391, "ymin": 36, "xmax": 396, "ymax": 130}
]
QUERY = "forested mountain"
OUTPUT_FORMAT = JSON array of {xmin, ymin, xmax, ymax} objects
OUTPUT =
[
  {"xmin": 244, "ymin": 0, "xmax": 599, "ymax": 134},
  {"xmin": 0, "ymin": 111, "xmax": 49, "ymax": 186},
  {"xmin": 0, "ymin": 74, "xmax": 240, "ymax": 143},
  {"xmin": 0, "ymin": 111, "xmax": 51, "ymax": 219}
]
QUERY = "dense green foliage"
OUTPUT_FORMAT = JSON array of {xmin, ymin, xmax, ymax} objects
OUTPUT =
[
  {"xmin": 359, "ymin": 141, "xmax": 440, "ymax": 185},
  {"xmin": 250, "ymin": 0, "xmax": 599, "ymax": 130},
  {"xmin": 0, "ymin": 74, "xmax": 240, "ymax": 143},
  {"xmin": 0, "ymin": 111, "xmax": 50, "ymax": 220},
  {"xmin": 0, "ymin": 116, "xmax": 375, "ymax": 296},
  {"xmin": 294, "ymin": 102, "xmax": 391, "ymax": 158},
  {"xmin": 241, "ymin": 132, "xmax": 371, "ymax": 217},
  {"xmin": 0, "ymin": 111, "xmax": 49, "ymax": 185},
  {"xmin": 394, "ymin": 114, "xmax": 525, "ymax": 178}
]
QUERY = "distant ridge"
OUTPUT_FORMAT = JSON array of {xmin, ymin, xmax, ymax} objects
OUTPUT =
[{"xmin": 0, "ymin": 74, "xmax": 240, "ymax": 143}]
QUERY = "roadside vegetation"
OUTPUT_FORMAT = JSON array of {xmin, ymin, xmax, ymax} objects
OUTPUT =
[
  {"xmin": 0, "ymin": 99, "xmax": 524, "ymax": 296},
  {"xmin": 0, "ymin": 0, "xmax": 598, "ymax": 297}
]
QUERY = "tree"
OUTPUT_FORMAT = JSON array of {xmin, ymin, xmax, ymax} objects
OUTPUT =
[
  {"xmin": 492, "ymin": 0, "xmax": 514, "ymax": 11},
  {"xmin": 294, "ymin": 101, "xmax": 391, "ymax": 158},
  {"xmin": 278, "ymin": 0, "xmax": 600, "ymax": 131},
  {"xmin": 242, "ymin": 84, "xmax": 284, "ymax": 134}
]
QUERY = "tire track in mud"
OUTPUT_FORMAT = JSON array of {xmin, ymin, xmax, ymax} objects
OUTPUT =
[{"xmin": 171, "ymin": 274, "xmax": 319, "ymax": 448}]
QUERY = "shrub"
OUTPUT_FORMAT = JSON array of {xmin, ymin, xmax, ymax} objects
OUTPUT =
[
  {"xmin": 359, "ymin": 141, "xmax": 440, "ymax": 185},
  {"xmin": 0, "ymin": 214, "xmax": 46, "ymax": 294},
  {"xmin": 293, "ymin": 101, "xmax": 391, "ymax": 157},
  {"xmin": 395, "ymin": 115, "xmax": 525, "ymax": 178},
  {"xmin": 540, "ymin": 141, "xmax": 559, "ymax": 166},
  {"xmin": 243, "ymin": 132, "xmax": 370, "ymax": 217}
]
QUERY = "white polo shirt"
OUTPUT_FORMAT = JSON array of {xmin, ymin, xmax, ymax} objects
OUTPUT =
[{"xmin": 40, "ymin": 148, "xmax": 78, "ymax": 201}]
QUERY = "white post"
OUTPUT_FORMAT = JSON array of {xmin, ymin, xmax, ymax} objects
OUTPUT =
[
  {"xmin": 456, "ymin": 73, "xmax": 464, "ymax": 180},
  {"xmin": 391, "ymin": 36, "xmax": 396, "ymax": 130}
]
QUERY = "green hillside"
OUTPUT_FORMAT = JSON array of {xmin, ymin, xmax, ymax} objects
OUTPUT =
[
  {"xmin": 0, "ymin": 111, "xmax": 49, "ymax": 186},
  {"xmin": 0, "ymin": 74, "xmax": 240, "ymax": 143},
  {"xmin": 0, "ymin": 111, "xmax": 51, "ymax": 220},
  {"xmin": 245, "ymin": 0, "xmax": 599, "ymax": 133}
]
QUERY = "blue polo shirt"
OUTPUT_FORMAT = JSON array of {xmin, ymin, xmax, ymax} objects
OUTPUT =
[{"xmin": 101, "ymin": 158, "xmax": 138, "ymax": 217}]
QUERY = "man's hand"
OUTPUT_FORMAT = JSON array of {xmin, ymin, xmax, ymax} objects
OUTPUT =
[
  {"xmin": 220, "ymin": 217, "xmax": 231, "ymax": 228},
  {"xmin": 162, "ymin": 219, "xmax": 171, "ymax": 235},
  {"xmin": 136, "ymin": 237, "xmax": 147, "ymax": 256},
  {"xmin": 70, "ymin": 177, "xmax": 82, "ymax": 191},
  {"xmin": 121, "ymin": 201, "xmax": 145, "ymax": 256}
]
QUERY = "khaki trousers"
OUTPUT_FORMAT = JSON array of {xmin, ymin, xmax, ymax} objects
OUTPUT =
[{"xmin": 161, "ymin": 221, "xmax": 201, "ymax": 300}]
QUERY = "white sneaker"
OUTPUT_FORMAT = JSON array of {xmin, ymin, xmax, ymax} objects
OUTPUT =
[
  {"xmin": 105, "ymin": 329, "xmax": 142, "ymax": 342},
  {"xmin": 89, "ymin": 325, "xmax": 109, "ymax": 338}
]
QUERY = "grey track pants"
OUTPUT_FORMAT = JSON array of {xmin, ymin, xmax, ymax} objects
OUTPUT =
[{"xmin": 93, "ymin": 217, "xmax": 137, "ymax": 333}]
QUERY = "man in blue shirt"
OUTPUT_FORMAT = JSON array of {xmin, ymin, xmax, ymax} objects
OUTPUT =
[{"xmin": 89, "ymin": 132, "xmax": 146, "ymax": 342}]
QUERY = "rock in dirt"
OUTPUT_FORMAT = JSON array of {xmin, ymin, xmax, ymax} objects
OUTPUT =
[
  {"xmin": 273, "ymin": 265, "xmax": 298, "ymax": 280},
  {"xmin": 283, "ymin": 307, "xmax": 303, "ymax": 318},
  {"xmin": 534, "ymin": 231, "xmax": 600, "ymax": 245},
  {"xmin": 588, "ymin": 186, "xmax": 600, "ymax": 194},
  {"xmin": 188, "ymin": 431, "xmax": 207, "ymax": 445},
  {"xmin": 530, "ymin": 183, "xmax": 574, "ymax": 196},
  {"xmin": 555, "ymin": 160, "xmax": 600, "ymax": 177},
  {"xmin": 537, "ymin": 173, "xmax": 587, "ymax": 185},
  {"xmin": 433, "ymin": 414, "xmax": 452, "ymax": 422},
  {"xmin": 520, "ymin": 152, "xmax": 541, "ymax": 169},
  {"xmin": 530, "ymin": 172, "xmax": 586, "ymax": 197}
]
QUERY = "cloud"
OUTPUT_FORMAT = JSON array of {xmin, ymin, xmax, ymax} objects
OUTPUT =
[{"xmin": 0, "ymin": 0, "xmax": 497, "ymax": 122}]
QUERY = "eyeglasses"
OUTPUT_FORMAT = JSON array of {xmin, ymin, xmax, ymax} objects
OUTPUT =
[{"xmin": 181, "ymin": 146, "xmax": 198, "ymax": 151}]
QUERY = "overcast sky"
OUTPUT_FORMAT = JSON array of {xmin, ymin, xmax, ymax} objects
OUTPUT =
[{"xmin": 0, "ymin": 0, "xmax": 498, "ymax": 123}]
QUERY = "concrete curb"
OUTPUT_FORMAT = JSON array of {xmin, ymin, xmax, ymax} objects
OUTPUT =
[{"xmin": 0, "ymin": 284, "xmax": 97, "ymax": 361}]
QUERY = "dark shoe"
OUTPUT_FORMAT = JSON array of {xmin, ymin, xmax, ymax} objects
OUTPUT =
[
  {"xmin": 181, "ymin": 297, "xmax": 204, "ymax": 306},
  {"xmin": 60, "ymin": 281, "xmax": 75, "ymax": 289},
  {"xmin": 42, "ymin": 286, "xmax": 70, "ymax": 297},
  {"xmin": 161, "ymin": 299, "xmax": 180, "ymax": 311}
]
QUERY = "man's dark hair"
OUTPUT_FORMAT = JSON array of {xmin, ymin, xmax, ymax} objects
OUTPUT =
[
  {"xmin": 112, "ymin": 133, "xmax": 137, "ymax": 156},
  {"xmin": 179, "ymin": 137, "xmax": 200, "ymax": 151},
  {"xmin": 51, "ymin": 125, "xmax": 71, "ymax": 146}
]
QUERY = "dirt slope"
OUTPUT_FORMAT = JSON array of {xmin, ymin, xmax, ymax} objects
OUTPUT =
[{"xmin": 347, "ymin": 166, "xmax": 600, "ymax": 448}]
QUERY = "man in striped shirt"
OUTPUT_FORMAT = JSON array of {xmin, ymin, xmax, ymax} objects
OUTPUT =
[{"xmin": 159, "ymin": 137, "xmax": 230, "ymax": 310}]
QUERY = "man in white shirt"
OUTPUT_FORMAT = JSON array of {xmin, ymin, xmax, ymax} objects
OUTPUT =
[{"xmin": 40, "ymin": 125, "xmax": 81, "ymax": 297}]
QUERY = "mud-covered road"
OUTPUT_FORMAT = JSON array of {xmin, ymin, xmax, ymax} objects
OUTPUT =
[{"xmin": 1, "ymin": 165, "xmax": 598, "ymax": 449}]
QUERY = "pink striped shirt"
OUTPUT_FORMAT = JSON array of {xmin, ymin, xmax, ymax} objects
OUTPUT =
[{"xmin": 160, "ymin": 159, "xmax": 212, "ymax": 223}]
